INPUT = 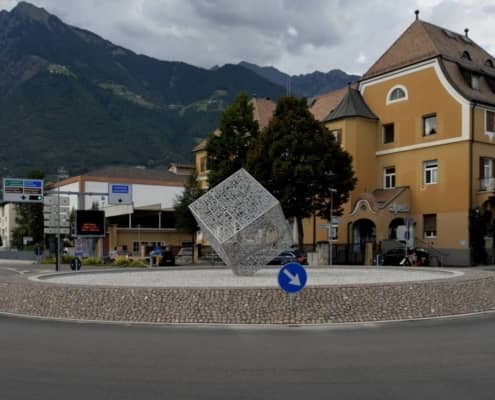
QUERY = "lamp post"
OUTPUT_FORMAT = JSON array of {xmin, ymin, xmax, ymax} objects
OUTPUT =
[{"xmin": 329, "ymin": 188, "xmax": 337, "ymax": 266}]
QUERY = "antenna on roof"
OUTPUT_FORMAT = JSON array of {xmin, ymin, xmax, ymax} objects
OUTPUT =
[
  {"xmin": 414, "ymin": 10, "xmax": 419, "ymax": 21},
  {"xmin": 464, "ymin": 28, "xmax": 469, "ymax": 38}
]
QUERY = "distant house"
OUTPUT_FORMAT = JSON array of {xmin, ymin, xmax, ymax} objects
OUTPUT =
[
  {"xmin": 48, "ymin": 166, "xmax": 191, "ymax": 257},
  {"xmin": 167, "ymin": 163, "xmax": 194, "ymax": 176}
]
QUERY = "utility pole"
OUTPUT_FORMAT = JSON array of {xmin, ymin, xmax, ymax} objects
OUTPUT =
[{"xmin": 329, "ymin": 188, "xmax": 337, "ymax": 266}]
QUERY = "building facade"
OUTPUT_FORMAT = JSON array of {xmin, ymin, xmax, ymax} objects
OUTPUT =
[
  {"xmin": 48, "ymin": 166, "xmax": 192, "ymax": 257},
  {"xmin": 193, "ymin": 16, "xmax": 495, "ymax": 265}
]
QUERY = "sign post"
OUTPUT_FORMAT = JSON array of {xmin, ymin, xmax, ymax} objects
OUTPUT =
[
  {"xmin": 44, "ymin": 193, "xmax": 70, "ymax": 272},
  {"xmin": 278, "ymin": 262, "xmax": 308, "ymax": 309}
]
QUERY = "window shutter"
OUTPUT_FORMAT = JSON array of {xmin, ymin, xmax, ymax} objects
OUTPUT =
[{"xmin": 480, "ymin": 157, "xmax": 486, "ymax": 178}]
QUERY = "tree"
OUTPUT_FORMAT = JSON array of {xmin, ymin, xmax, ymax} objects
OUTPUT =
[
  {"xmin": 206, "ymin": 92, "xmax": 260, "ymax": 188},
  {"xmin": 248, "ymin": 96, "xmax": 356, "ymax": 251},
  {"xmin": 174, "ymin": 171, "xmax": 205, "ymax": 261},
  {"xmin": 12, "ymin": 170, "xmax": 45, "ymax": 249}
]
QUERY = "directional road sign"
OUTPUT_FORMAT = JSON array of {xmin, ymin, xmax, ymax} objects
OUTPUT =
[
  {"xmin": 2, "ymin": 178, "xmax": 44, "ymax": 203},
  {"xmin": 108, "ymin": 183, "xmax": 132, "ymax": 205},
  {"xmin": 278, "ymin": 262, "xmax": 307, "ymax": 294},
  {"xmin": 44, "ymin": 196, "xmax": 70, "ymax": 206},
  {"xmin": 44, "ymin": 227, "xmax": 70, "ymax": 235}
]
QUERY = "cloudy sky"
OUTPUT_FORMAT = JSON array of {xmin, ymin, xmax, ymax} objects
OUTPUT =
[{"xmin": 1, "ymin": 0, "xmax": 494, "ymax": 75}]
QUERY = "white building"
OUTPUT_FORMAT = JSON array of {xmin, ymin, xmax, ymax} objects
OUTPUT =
[
  {"xmin": 0, "ymin": 203, "xmax": 16, "ymax": 248},
  {"xmin": 48, "ymin": 166, "xmax": 192, "ymax": 256}
]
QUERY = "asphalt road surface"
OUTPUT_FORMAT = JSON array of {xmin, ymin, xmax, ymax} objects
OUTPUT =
[{"xmin": 1, "ymin": 313, "xmax": 495, "ymax": 400}]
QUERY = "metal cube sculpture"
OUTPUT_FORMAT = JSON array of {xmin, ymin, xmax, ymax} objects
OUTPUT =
[{"xmin": 189, "ymin": 169, "xmax": 292, "ymax": 276}]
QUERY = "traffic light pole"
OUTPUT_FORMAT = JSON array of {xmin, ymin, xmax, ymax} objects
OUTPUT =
[{"xmin": 56, "ymin": 186, "xmax": 61, "ymax": 272}]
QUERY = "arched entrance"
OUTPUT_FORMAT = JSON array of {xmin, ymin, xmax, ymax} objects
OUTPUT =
[
  {"xmin": 388, "ymin": 218, "xmax": 405, "ymax": 240},
  {"xmin": 353, "ymin": 219, "xmax": 376, "ymax": 244},
  {"xmin": 351, "ymin": 219, "xmax": 376, "ymax": 265}
]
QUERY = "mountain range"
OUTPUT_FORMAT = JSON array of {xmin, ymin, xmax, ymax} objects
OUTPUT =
[
  {"xmin": 0, "ymin": 2, "xmax": 358, "ymax": 178},
  {"xmin": 238, "ymin": 62, "xmax": 360, "ymax": 97}
]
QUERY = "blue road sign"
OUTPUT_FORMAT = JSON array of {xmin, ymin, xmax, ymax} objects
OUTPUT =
[
  {"xmin": 24, "ymin": 179, "xmax": 42, "ymax": 188},
  {"xmin": 111, "ymin": 184, "xmax": 129, "ymax": 194},
  {"xmin": 278, "ymin": 262, "xmax": 307, "ymax": 294}
]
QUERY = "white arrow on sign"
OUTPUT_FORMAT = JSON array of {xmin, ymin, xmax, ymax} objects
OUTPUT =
[{"xmin": 283, "ymin": 268, "xmax": 301, "ymax": 286}]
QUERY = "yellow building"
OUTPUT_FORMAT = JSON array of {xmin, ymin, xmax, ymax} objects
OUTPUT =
[{"xmin": 194, "ymin": 16, "xmax": 495, "ymax": 266}]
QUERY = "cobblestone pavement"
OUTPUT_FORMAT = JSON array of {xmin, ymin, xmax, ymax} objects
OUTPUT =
[{"xmin": 1, "ymin": 262, "xmax": 495, "ymax": 324}]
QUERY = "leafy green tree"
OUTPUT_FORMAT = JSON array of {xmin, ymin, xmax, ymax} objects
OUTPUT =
[
  {"xmin": 12, "ymin": 170, "xmax": 45, "ymax": 249},
  {"xmin": 206, "ymin": 92, "xmax": 260, "ymax": 188},
  {"xmin": 174, "ymin": 171, "xmax": 205, "ymax": 261},
  {"xmin": 248, "ymin": 96, "xmax": 356, "ymax": 251}
]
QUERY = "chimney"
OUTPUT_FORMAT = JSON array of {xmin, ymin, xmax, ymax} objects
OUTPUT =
[
  {"xmin": 464, "ymin": 28, "xmax": 469, "ymax": 38},
  {"xmin": 415, "ymin": 10, "xmax": 419, "ymax": 21}
]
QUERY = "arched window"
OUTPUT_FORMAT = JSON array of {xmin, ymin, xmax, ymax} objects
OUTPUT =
[
  {"xmin": 386, "ymin": 85, "xmax": 408, "ymax": 105},
  {"xmin": 485, "ymin": 59, "xmax": 494, "ymax": 68},
  {"xmin": 462, "ymin": 51, "xmax": 472, "ymax": 61}
]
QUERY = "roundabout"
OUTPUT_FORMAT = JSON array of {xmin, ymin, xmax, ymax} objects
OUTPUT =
[
  {"xmin": 38, "ymin": 266, "xmax": 462, "ymax": 288},
  {"xmin": 0, "ymin": 264, "xmax": 494, "ymax": 325}
]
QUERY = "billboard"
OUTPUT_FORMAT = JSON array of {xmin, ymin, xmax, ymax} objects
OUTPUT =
[{"xmin": 75, "ymin": 210, "xmax": 105, "ymax": 237}]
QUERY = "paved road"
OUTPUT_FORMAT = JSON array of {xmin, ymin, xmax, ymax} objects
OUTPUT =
[{"xmin": 1, "ymin": 314, "xmax": 495, "ymax": 400}]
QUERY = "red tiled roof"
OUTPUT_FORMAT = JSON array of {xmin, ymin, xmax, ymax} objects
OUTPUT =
[
  {"xmin": 309, "ymin": 87, "xmax": 348, "ymax": 121},
  {"xmin": 363, "ymin": 19, "xmax": 495, "ymax": 105},
  {"xmin": 250, "ymin": 97, "xmax": 276, "ymax": 130}
]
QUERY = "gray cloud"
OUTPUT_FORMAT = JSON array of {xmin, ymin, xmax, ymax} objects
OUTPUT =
[{"xmin": 0, "ymin": 0, "xmax": 494, "ymax": 75}]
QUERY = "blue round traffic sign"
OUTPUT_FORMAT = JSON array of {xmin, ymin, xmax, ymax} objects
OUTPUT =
[{"xmin": 278, "ymin": 262, "xmax": 307, "ymax": 294}]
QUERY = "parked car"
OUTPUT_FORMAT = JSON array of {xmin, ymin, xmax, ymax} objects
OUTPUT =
[
  {"xmin": 382, "ymin": 247, "xmax": 430, "ymax": 266},
  {"xmin": 158, "ymin": 249, "xmax": 175, "ymax": 266},
  {"xmin": 175, "ymin": 247, "xmax": 193, "ymax": 265},
  {"xmin": 268, "ymin": 250, "xmax": 307, "ymax": 265}
]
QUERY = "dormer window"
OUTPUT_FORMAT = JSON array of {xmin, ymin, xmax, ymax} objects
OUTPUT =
[
  {"xmin": 485, "ymin": 59, "xmax": 494, "ymax": 68},
  {"xmin": 471, "ymin": 74, "xmax": 481, "ymax": 91},
  {"xmin": 462, "ymin": 51, "xmax": 472, "ymax": 61},
  {"xmin": 386, "ymin": 85, "xmax": 408, "ymax": 105}
]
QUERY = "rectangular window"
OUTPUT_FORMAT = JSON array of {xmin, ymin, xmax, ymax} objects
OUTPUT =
[
  {"xmin": 383, "ymin": 123, "xmax": 394, "ymax": 144},
  {"xmin": 199, "ymin": 156, "xmax": 207, "ymax": 172},
  {"xmin": 481, "ymin": 158, "xmax": 493, "ymax": 179},
  {"xmin": 133, "ymin": 241, "xmax": 140, "ymax": 253},
  {"xmin": 423, "ymin": 114, "xmax": 437, "ymax": 136},
  {"xmin": 330, "ymin": 129, "xmax": 342, "ymax": 144},
  {"xmin": 486, "ymin": 111, "xmax": 495, "ymax": 133},
  {"xmin": 480, "ymin": 157, "xmax": 494, "ymax": 191},
  {"xmin": 424, "ymin": 160, "xmax": 438, "ymax": 185},
  {"xmin": 423, "ymin": 214, "xmax": 437, "ymax": 238},
  {"xmin": 384, "ymin": 166, "xmax": 396, "ymax": 189}
]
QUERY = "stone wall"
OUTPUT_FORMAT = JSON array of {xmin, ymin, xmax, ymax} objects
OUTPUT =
[{"xmin": 1, "ymin": 270, "xmax": 495, "ymax": 324}]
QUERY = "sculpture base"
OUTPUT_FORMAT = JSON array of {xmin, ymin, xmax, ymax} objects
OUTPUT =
[{"xmin": 231, "ymin": 265, "xmax": 261, "ymax": 276}]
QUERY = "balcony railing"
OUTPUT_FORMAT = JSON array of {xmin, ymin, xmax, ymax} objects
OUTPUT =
[{"xmin": 479, "ymin": 177, "xmax": 495, "ymax": 192}]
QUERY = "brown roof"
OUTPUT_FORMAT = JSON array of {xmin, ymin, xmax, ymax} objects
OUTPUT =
[
  {"xmin": 82, "ymin": 166, "xmax": 188, "ymax": 183},
  {"xmin": 363, "ymin": 19, "xmax": 495, "ymax": 105},
  {"xmin": 192, "ymin": 138, "xmax": 208, "ymax": 152},
  {"xmin": 309, "ymin": 86, "xmax": 348, "ymax": 121},
  {"xmin": 250, "ymin": 97, "xmax": 276, "ymax": 130}
]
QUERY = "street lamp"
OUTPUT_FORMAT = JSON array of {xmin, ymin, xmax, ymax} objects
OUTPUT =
[{"xmin": 329, "ymin": 188, "xmax": 337, "ymax": 267}]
